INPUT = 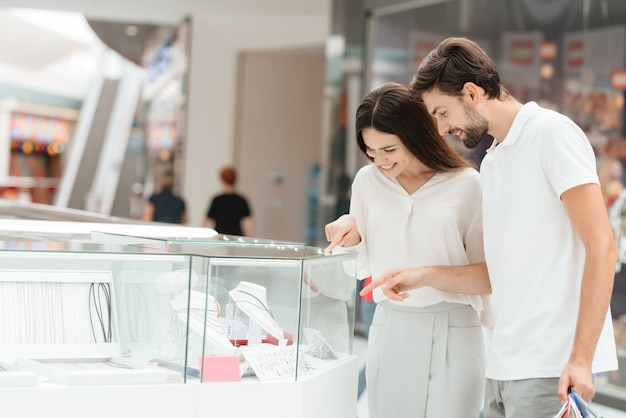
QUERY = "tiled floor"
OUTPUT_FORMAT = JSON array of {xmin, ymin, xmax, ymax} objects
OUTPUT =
[{"xmin": 353, "ymin": 335, "xmax": 626, "ymax": 418}]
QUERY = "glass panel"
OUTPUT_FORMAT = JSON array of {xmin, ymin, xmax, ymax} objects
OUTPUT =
[
  {"xmin": 0, "ymin": 244, "xmax": 188, "ymax": 386},
  {"xmin": 138, "ymin": 241, "xmax": 357, "ymax": 382}
]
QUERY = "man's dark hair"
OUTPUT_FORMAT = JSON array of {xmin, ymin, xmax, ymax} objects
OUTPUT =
[{"xmin": 409, "ymin": 37, "xmax": 508, "ymax": 101}]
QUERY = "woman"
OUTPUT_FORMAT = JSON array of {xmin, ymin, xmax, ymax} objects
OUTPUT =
[
  {"xmin": 203, "ymin": 166, "xmax": 253, "ymax": 236},
  {"xmin": 324, "ymin": 82, "xmax": 491, "ymax": 418}
]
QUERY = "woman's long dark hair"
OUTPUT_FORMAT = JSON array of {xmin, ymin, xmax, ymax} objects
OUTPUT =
[{"xmin": 356, "ymin": 82, "xmax": 472, "ymax": 171}]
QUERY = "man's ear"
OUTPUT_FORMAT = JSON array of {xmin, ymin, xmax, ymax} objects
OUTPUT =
[{"xmin": 463, "ymin": 82, "xmax": 483, "ymax": 103}]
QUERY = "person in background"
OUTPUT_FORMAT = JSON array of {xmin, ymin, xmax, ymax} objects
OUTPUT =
[
  {"xmin": 203, "ymin": 166, "xmax": 253, "ymax": 236},
  {"xmin": 362, "ymin": 37, "xmax": 618, "ymax": 417},
  {"xmin": 142, "ymin": 169, "xmax": 188, "ymax": 224},
  {"xmin": 324, "ymin": 82, "xmax": 492, "ymax": 418}
]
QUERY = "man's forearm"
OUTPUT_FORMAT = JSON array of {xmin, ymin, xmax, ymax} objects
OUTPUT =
[
  {"xmin": 425, "ymin": 262, "xmax": 491, "ymax": 295},
  {"xmin": 569, "ymin": 242, "xmax": 617, "ymax": 365}
]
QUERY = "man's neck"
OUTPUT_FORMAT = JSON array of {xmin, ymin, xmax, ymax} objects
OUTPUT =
[{"xmin": 489, "ymin": 97, "xmax": 524, "ymax": 143}]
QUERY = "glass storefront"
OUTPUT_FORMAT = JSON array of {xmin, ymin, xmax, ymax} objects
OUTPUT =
[
  {"xmin": 364, "ymin": 0, "xmax": 626, "ymax": 169},
  {"xmin": 2, "ymin": 107, "xmax": 77, "ymax": 205}
]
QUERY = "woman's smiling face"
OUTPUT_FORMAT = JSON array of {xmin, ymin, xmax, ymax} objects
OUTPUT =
[{"xmin": 362, "ymin": 127, "xmax": 417, "ymax": 178}]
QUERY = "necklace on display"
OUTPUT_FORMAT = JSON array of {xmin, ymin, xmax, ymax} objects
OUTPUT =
[{"xmin": 228, "ymin": 281, "xmax": 284, "ymax": 340}]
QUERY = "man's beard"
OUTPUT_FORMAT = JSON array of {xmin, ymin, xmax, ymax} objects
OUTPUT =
[{"xmin": 461, "ymin": 102, "xmax": 489, "ymax": 149}]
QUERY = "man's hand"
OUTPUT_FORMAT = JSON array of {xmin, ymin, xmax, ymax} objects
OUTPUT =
[
  {"xmin": 558, "ymin": 361, "xmax": 594, "ymax": 403},
  {"xmin": 360, "ymin": 267, "xmax": 433, "ymax": 301},
  {"xmin": 360, "ymin": 263, "xmax": 490, "ymax": 300}
]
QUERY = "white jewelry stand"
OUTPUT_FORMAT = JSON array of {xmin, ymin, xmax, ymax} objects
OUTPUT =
[
  {"xmin": 170, "ymin": 290, "xmax": 235, "ymax": 355},
  {"xmin": 228, "ymin": 282, "xmax": 285, "ymax": 343}
]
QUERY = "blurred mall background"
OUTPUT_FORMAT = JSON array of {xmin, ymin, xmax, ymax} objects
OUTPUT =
[{"xmin": 2, "ymin": 0, "xmax": 626, "ymax": 410}]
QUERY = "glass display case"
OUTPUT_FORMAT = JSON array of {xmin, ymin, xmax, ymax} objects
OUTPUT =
[
  {"xmin": 0, "ymin": 211, "xmax": 359, "ymax": 417},
  {"xmin": 0, "ymin": 240, "xmax": 357, "ymax": 385},
  {"xmin": 128, "ymin": 241, "xmax": 357, "ymax": 383}
]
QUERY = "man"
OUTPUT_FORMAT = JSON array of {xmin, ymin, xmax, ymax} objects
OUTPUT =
[
  {"xmin": 142, "ymin": 169, "xmax": 188, "ymax": 224},
  {"xmin": 361, "ymin": 37, "xmax": 618, "ymax": 417}
]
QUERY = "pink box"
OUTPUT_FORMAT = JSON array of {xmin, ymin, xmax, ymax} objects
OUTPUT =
[{"xmin": 199, "ymin": 356, "xmax": 241, "ymax": 382}]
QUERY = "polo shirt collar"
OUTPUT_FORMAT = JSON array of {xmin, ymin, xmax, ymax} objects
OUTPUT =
[{"xmin": 493, "ymin": 101, "xmax": 539, "ymax": 148}]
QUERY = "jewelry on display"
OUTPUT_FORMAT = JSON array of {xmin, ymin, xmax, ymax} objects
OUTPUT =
[{"xmin": 228, "ymin": 281, "xmax": 284, "ymax": 340}]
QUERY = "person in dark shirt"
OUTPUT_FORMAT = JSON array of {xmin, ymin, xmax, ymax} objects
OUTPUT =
[
  {"xmin": 203, "ymin": 166, "xmax": 253, "ymax": 236},
  {"xmin": 142, "ymin": 169, "xmax": 188, "ymax": 224}
]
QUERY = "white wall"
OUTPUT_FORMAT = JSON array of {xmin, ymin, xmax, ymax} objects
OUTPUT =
[{"xmin": 234, "ymin": 50, "xmax": 325, "ymax": 242}]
